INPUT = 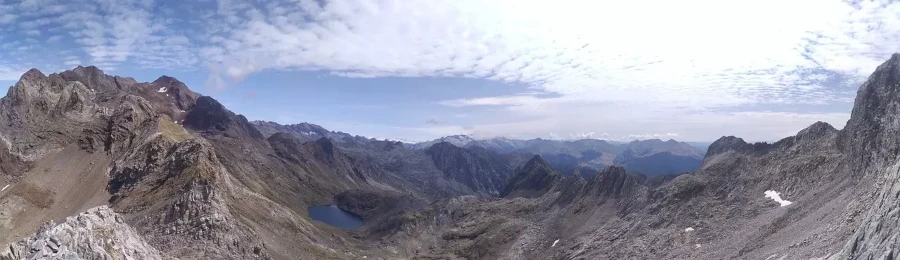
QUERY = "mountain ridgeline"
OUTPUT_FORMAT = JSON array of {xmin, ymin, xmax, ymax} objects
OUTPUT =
[
  {"xmin": 408, "ymin": 136, "xmax": 705, "ymax": 177},
  {"xmin": 4, "ymin": 54, "xmax": 900, "ymax": 259}
]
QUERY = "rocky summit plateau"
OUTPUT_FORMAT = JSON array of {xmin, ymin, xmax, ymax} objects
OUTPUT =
[{"xmin": 4, "ymin": 54, "xmax": 900, "ymax": 260}]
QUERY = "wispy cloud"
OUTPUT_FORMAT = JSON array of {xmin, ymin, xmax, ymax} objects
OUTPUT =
[
  {"xmin": 425, "ymin": 117, "xmax": 444, "ymax": 125},
  {"xmin": 0, "ymin": 0, "xmax": 889, "ymax": 140},
  {"xmin": 0, "ymin": 14, "xmax": 16, "ymax": 25}
]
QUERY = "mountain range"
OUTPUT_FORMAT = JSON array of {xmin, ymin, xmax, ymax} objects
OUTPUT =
[
  {"xmin": 4, "ymin": 54, "xmax": 900, "ymax": 259},
  {"xmin": 256, "ymin": 124, "xmax": 708, "ymax": 177}
]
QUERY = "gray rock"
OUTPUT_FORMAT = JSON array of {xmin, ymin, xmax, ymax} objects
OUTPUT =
[{"xmin": 0, "ymin": 206, "xmax": 163, "ymax": 260}]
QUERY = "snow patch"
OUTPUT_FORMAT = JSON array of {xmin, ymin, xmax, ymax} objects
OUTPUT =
[
  {"xmin": 551, "ymin": 239, "xmax": 560, "ymax": 247},
  {"xmin": 764, "ymin": 190, "xmax": 792, "ymax": 206},
  {"xmin": 694, "ymin": 244, "xmax": 701, "ymax": 248},
  {"xmin": 157, "ymin": 87, "xmax": 167, "ymax": 93},
  {"xmin": 1, "ymin": 184, "xmax": 8, "ymax": 191},
  {"xmin": 684, "ymin": 227, "xmax": 694, "ymax": 232}
]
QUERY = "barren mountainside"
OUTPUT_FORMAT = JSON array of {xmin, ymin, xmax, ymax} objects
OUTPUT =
[{"xmin": 4, "ymin": 54, "xmax": 900, "ymax": 259}]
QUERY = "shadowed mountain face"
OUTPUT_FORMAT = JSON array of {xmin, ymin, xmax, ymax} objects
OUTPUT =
[
  {"xmin": 8, "ymin": 54, "xmax": 900, "ymax": 260},
  {"xmin": 501, "ymin": 155, "xmax": 563, "ymax": 198},
  {"xmin": 425, "ymin": 142, "xmax": 513, "ymax": 196}
]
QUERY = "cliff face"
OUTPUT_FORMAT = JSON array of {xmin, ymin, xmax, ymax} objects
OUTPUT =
[{"xmin": 834, "ymin": 54, "xmax": 900, "ymax": 259}]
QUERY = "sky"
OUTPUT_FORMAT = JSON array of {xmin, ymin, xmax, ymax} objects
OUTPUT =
[{"xmin": 0, "ymin": 0, "xmax": 898, "ymax": 142}]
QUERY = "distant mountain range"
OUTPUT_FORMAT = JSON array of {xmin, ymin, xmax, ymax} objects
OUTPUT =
[
  {"xmin": 408, "ymin": 135, "xmax": 706, "ymax": 176},
  {"xmin": 251, "ymin": 122, "xmax": 707, "ymax": 177}
]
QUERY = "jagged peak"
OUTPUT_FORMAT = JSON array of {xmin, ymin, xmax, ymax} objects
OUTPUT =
[
  {"xmin": 153, "ymin": 75, "xmax": 180, "ymax": 83},
  {"xmin": 426, "ymin": 141, "xmax": 460, "ymax": 151},
  {"xmin": 19, "ymin": 68, "xmax": 46, "ymax": 81},
  {"xmin": 502, "ymin": 154, "xmax": 562, "ymax": 198},
  {"xmin": 796, "ymin": 121, "xmax": 837, "ymax": 138},
  {"xmin": 590, "ymin": 166, "xmax": 628, "ymax": 182},
  {"xmin": 184, "ymin": 96, "xmax": 233, "ymax": 132},
  {"xmin": 523, "ymin": 154, "xmax": 549, "ymax": 170},
  {"xmin": 69, "ymin": 65, "xmax": 106, "ymax": 79},
  {"xmin": 706, "ymin": 136, "xmax": 772, "ymax": 157},
  {"xmin": 267, "ymin": 131, "xmax": 300, "ymax": 144},
  {"xmin": 839, "ymin": 54, "xmax": 900, "ymax": 162},
  {"xmin": 152, "ymin": 75, "xmax": 193, "ymax": 92}
]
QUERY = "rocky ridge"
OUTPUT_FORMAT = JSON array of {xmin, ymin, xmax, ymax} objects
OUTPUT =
[{"xmin": 0, "ymin": 206, "xmax": 162, "ymax": 260}]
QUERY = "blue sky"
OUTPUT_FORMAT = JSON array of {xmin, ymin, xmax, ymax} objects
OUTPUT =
[{"xmin": 1, "ymin": 0, "xmax": 897, "ymax": 142}]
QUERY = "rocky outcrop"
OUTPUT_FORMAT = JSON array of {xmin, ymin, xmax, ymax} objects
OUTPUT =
[
  {"xmin": 0, "ymin": 206, "xmax": 162, "ymax": 260},
  {"xmin": 108, "ymin": 128, "xmax": 268, "ymax": 259}
]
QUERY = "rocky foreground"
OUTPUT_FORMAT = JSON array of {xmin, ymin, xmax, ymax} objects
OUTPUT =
[
  {"xmin": 4, "ymin": 54, "xmax": 900, "ymax": 259},
  {"xmin": 1, "ymin": 206, "xmax": 162, "ymax": 260}
]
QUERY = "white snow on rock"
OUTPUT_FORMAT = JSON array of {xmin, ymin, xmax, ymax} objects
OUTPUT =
[
  {"xmin": 694, "ymin": 244, "xmax": 701, "ymax": 248},
  {"xmin": 157, "ymin": 87, "xmax": 166, "ymax": 93},
  {"xmin": 764, "ymin": 190, "xmax": 792, "ymax": 206},
  {"xmin": 1, "ymin": 184, "xmax": 8, "ymax": 191},
  {"xmin": 684, "ymin": 227, "xmax": 694, "ymax": 232},
  {"xmin": 551, "ymin": 239, "xmax": 560, "ymax": 247}
]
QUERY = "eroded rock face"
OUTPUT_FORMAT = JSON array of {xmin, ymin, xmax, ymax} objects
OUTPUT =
[
  {"xmin": 108, "ymin": 129, "xmax": 268, "ymax": 259},
  {"xmin": 0, "ymin": 206, "xmax": 162, "ymax": 260}
]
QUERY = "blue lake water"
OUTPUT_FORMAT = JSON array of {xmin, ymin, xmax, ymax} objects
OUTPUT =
[{"xmin": 308, "ymin": 205, "xmax": 364, "ymax": 229}]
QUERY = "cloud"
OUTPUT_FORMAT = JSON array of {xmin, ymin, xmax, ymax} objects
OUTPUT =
[
  {"xmin": 0, "ymin": 0, "xmax": 891, "ymax": 141},
  {"xmin": 439, "ymin": 95, "xmax": 553, "ymax": 107},
  {"xmin": 425, "ymin": 117, "xmax": 443, "ymax": 125},
  {"xmin": 418, "ymin": 108, "xmax": 850, "ymax": 142},
  {"xmin": 196, "ymin": 0, "xmax": 886, "ymax": 105},
  {"xmin": 0, "ymin": 0, "xmax": 202, "ymax": 73},
  {"xmin": 0, "ymin": 14, "xmax": 16, "ymax": 24},
  {"xmin": 189, "ymin": 0, "xmax": 881, "ymax": 141},
  {"xmin": 46, "ymin": 35, "xmax": 62, "ymax": 42}
]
